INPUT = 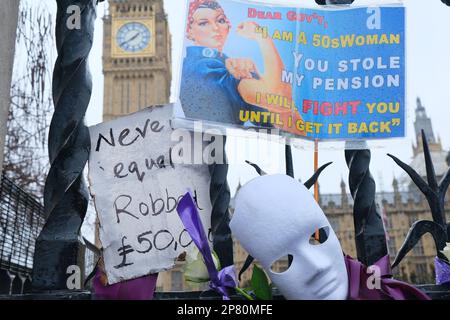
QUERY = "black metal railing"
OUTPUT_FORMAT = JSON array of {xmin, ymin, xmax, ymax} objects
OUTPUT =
[{"xmin": 0, "ymin": 173, "xmax": 45, "ymax": 282}]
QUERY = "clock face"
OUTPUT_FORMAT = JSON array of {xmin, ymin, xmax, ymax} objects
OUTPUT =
[{"xmin": 116, "ymin": 22, "xmax": 151, "ymax": 53}]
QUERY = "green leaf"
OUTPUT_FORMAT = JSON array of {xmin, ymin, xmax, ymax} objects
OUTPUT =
[
  {"xmin": 211, "ymin": 250, "xmax": 222, "ymax": 271},
  {"xmin": 251, "ymin": 265, "xmax": 272, "ymax": 300},
  {"xmin": 235, "ymin": 287, "xmax": 255, "ymax": 300}
]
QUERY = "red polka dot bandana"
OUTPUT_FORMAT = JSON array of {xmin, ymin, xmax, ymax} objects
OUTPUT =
[{"xmin": 186, "ymin": 0, "xmax": 231, "ymax": 33}]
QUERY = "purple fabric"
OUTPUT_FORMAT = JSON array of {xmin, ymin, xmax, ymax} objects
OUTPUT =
[
  {"xmin": 345, "ymin": 255, "xmax": 430, "ymax": 300},
  {"xmin": 93, "ymin": 270, "xmax": 158, "ymax": 300},
  {"xmin": 177, "ymin": 192, "xmax": 237, "ymax": 300},
  {"xmin": 435, "ymin": 256, "xmax": 450, "ymax": 285}
]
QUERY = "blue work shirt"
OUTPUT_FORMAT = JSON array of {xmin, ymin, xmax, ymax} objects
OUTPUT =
[{"xmin": 180, "ymin": 46, "xmax": 269, "ymax": 126}]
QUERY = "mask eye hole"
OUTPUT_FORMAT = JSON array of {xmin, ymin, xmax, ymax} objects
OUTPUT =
[
  {"xmin": 309, "ymin": 226, "xmax": 330, "ymax": 245},
  {"xmin": 270, "ymin": 254, "xmax": 293, "ymax": 274}
]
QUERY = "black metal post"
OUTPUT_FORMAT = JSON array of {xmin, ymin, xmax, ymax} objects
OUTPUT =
[
  {"xmin": 345, "ymin": 147, "xmax": 388, "ymax": 266},
  {"xmin": 32, "ymin": 0, "xmax": 100, "ymax": 291},
  {"xmin": 209, "ymin": 136, "xmax": 234, "ymax": 268},
  {"xmin": 285, "ymin": 144, "xmax": 294, "ymax": 178}
]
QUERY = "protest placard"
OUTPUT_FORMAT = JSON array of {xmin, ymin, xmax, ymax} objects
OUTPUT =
[
  {"xmin": 88, "ymin": 105, "xmax": 212, "ymax": 284},
  {"xmin": 175, "ymin": 0, "xmax": 405, "ymax": 140}
]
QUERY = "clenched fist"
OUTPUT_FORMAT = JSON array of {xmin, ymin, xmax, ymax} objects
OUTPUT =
[
  {"xmin": 236, "ymin": 21, "xmax": 263, "ymax": 41},
  {"xmin": 225, "ymin": 58, "xmax": 259, "ymax": 80}
]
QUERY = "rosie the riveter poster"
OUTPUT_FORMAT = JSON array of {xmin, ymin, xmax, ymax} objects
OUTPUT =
[{"xmin": 175, "ymin": 0, "xmax": 405, "ymax": 140}]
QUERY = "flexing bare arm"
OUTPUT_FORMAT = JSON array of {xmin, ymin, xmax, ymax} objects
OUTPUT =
[{"xmin": 232, "ymin": 21, "xmax": 305, "ymax": 136}]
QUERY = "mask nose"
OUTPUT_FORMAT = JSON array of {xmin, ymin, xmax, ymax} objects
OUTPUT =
[{"xmin": 297, "ymin": 245, "xmax": 333, "ymax": 279}]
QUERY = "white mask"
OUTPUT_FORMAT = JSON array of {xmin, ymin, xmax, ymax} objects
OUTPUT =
[{"xmin": 230, "ymin": 174, "xmax": 348, "ymax": 300}]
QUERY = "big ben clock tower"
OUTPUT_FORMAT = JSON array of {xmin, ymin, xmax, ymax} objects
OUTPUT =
[{"xmin": 103, "ymin": 0, "xmax": 171, "ymax": 121}]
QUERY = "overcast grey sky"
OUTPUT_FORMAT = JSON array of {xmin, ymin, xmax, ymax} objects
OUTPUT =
[{"xmin": 80, "ymin": 0, "xmax": 450, "ymax": 195}]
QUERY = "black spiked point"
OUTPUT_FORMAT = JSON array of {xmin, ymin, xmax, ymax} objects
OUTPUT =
[
  {"xmin": 422, "ymin": 130, "xmax": 439, "ymax": 191},
  {"xmin": 238, "ymin": 255, "xmax": 255, "ymax": 282},
  {"xmin": 245, "ymin": 160, "xmax": 267, "ymax": 176},
  {"xmin": 388, "ymin": 130, "xmax": 449, "ymax": 268},
  {"xmin": 304, "ymin": 162, "xmax": 333, "ymax": 190},
  {"xmin": 391, "ymin": 220, "xmax": 447, "ymax": 269}
]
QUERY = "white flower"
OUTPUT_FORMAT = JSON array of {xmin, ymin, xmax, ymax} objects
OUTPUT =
[
  {"xmin": 183, "ymin": 247, "xmax": 221, "ymax": 283},
  {"xmin": 441, "ymin": 243, "xmax": 450, "ymax": 262}
]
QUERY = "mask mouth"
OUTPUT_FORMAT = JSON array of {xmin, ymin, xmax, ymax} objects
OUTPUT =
[{"xmin": 313, "ymin": 272, "xmax": 341, "ymax": 298}]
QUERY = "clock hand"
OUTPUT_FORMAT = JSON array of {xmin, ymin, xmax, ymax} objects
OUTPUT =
[{"xmin": 120, "ymin": 32, "xmax": 140, "ymax": 47}]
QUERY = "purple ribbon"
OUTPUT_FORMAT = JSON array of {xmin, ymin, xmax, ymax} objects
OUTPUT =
[
  {"xmin": 435, "ymin": 256, "xmax": 450, "ymax": 285},
  {"xmin": 93, "ymin": 271, "xmax": 158, "ymax": 300},
  {"xmin": 345, "ymin": 255, "xmax": 430, "ymax": 300},
  {"xmin": 177, "ymin": 192, "xmax": 237, "ymax": 300}
]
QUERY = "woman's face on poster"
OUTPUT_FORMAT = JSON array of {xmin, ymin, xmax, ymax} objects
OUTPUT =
[{"xmin": 188, "ymin": 8, "xmax": 230, "ymax": 51}]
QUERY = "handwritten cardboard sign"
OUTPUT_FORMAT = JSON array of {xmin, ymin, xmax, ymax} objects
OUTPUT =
[{"xmin": 88, "ymin": 105, "xmax": 212, "ymax": 284}]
